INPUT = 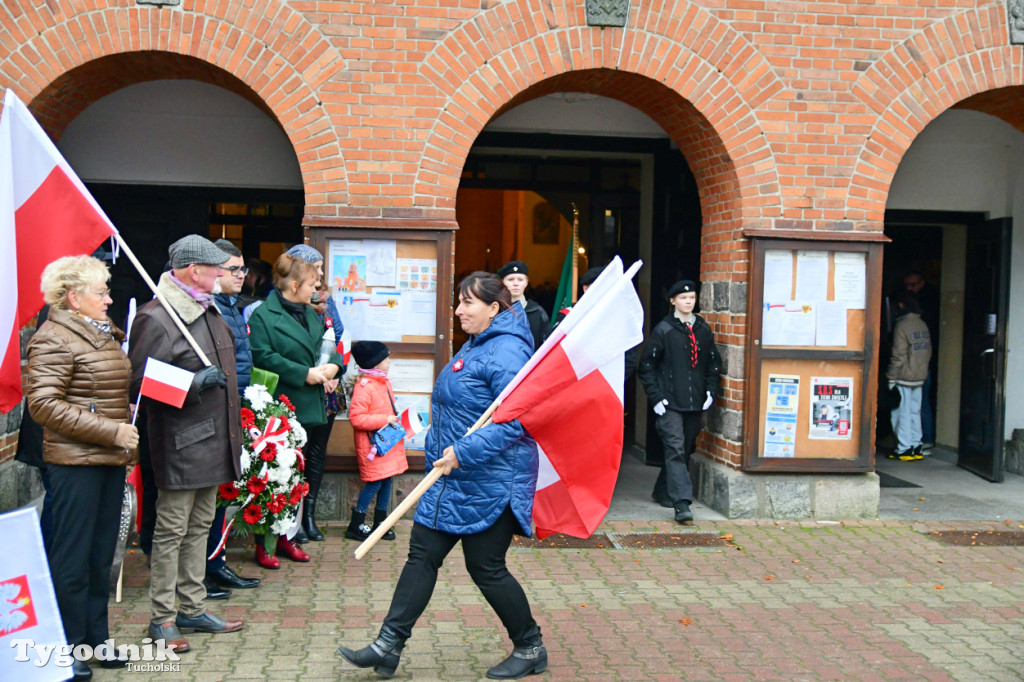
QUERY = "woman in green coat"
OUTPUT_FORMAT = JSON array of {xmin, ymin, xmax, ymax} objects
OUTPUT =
[{"xmin": 248, "ymin": 253, "xmax": 343, "ymax": 568}]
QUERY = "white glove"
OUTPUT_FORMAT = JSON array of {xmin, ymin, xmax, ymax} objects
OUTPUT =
[
  {"xmin": 652, "ymin": 399, "xmax": 668, "ymax": 416},
  {"xmin": 702, "ymin": 391, "xmax": 713, "ymax": 411}
]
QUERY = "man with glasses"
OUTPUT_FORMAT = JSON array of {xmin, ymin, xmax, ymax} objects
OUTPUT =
[
  {"xmin": 129, "ymin": 235, "xmax": 244, "ymax": 654},
  {"xmin": 200, "ymin": 240, "xmax": 261, "ymax": 597}
]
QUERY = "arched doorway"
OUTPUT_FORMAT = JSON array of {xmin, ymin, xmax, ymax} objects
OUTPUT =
[
  {"xmin": 879, "ymin": 88, "xmax": 1024, "ymax": 498},
  {"xmin": 454, "ymin": 86, "xmax": 706, "ymax": 476}
]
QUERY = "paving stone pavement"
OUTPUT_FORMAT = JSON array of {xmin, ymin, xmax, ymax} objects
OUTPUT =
[{"xmin": 98, "ymin": 519, "xmax": 1024, "ymax": 681}]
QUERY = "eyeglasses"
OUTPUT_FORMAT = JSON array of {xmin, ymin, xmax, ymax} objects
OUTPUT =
[
  {"xmin": 89, "ymin": 288, "xmax": 111, "ymax": 298},
  {"xmin": 224, "ymin": 266, "xmax": 249, "ymax": 276}
]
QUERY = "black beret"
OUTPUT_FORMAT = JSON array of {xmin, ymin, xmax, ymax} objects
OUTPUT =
[
  {"xmin": 579, "ymin": 266, "xmax": 603, "ymax": 287},
  {"xmin": 351, "ymin": 341, "xmax": 390, "ymax": 369},
  {"xmin": 667, "ymin": 280, "xmax": 697, "ymax": 299},
  {"xmin": 497, "ymin": 260, "xmax": 528, "ymax": 278}
]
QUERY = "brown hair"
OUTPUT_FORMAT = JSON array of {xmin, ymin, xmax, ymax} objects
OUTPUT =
[
  {"xmin": 457, "ymin": 271, "xmax": 512, "ymax": 312},
  {"xmin": 272, "ymin": 253, "xmax": 318, "ymax": 293}
]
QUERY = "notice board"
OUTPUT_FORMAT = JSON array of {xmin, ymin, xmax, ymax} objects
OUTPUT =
[{"xmin": 743, "ymin": 232, "xmax": 887, "ymax": 472}]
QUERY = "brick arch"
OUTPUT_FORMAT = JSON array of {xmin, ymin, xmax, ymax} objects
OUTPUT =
[
  {"xmin": 0, "ymin": 2, "xmax": 346, "ymax": 214},
  {"xmin": 848, "ymin": 4, "xmax": 1021, "ymax": 224},
  {"xmin": 414, "ymin": 0, "xmax": 785, "ymax": 249}
]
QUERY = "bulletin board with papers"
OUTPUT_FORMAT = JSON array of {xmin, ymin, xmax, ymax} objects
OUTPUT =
[
  {"xmin": 309, "ymin": 227, "xmax": 455, "ymax": 469},
  {"xmin": 743, "ymin": 233, "xmax": 886, "ymax": 472}
]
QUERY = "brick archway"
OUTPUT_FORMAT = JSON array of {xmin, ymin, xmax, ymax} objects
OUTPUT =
[
  {"xmin": 848, "ymin": 4, "xmax": 1022, "ymax": 224},
  {"xmin": 414, "ymin": 0, "xmax": 786, "ymax": 270},
  {"xmin": 0, "ymin": 2, "xmax": 345, "ymax": 216}
]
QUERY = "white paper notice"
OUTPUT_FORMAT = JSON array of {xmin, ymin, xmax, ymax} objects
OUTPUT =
[
  {"xmin": 815, "ymin": 300, "xmax": 848, "ymax": 347},
  {"xmin": 389, "ymin": 358, "xmax": 435, "ymax": 393},
  {"xmin": 763, "ymin": 250, "xmax": 794, "ymax": 303},
  {"xmin": 402, "ymin": 291, "xmax": 436, "ymax": 336},
  {"xmin": 364, "ymin": 291, "xmax": 403, "ymax": 342},
  {"xmin": 833, "ymin": 252, "xmax": 866, "ymax": 309},
  {"xmin": 333, "ymin": 292, "xmax": 369, "ymax": 340},
  {"xmin": 763, "ymin": 302, "xmax": 816, "ymax": 346},
  {"xmin": 795, "ymin": 251, "xmax": 829, "ymax": 302},
  {"xmin": 397, "ymin": 258, "xmax": 438, "ymax": 293},
  {"xmin": 364, "ymin": 239, "xmax": 397, "ymax": 287}
]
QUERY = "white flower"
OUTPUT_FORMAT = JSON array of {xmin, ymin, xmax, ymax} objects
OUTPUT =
[
  {"xmin": 276, "ymin": 447, "xmax": 297, "ymax": 471},
  {"xmin": 239, "ymin": 449, "xmax": 253, "ymax": 472},
  {"xmin": 267, "ymin": 463, "xmax": 292, "ymax": 486},
  {"xmin": 244, "ymin": 384, "xmax": 272, "ymax": 412},
  {"xmin": 271, "ymin": 513, "xmax": 297, "ymax": 536},
  {"xmin": 290, "ymin": 421, "xmax": 307, "ymax": 448}
]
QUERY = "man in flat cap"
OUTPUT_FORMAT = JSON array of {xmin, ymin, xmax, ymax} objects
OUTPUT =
[
  {"xmin": 637, "ymin": 280, "xmax": 722, "ymax": 524},
  {"xmin": 129, "ymin": 235, "xmax": 244, "ymax": 653},
  {"xmin": 498, "ymin": 260, "xmax": 549, "ymax": 350}
]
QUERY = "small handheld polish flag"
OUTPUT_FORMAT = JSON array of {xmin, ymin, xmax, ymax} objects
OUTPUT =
[
  {"xmin": 139, "ymin": 357, "xmax": 195, "ymax": 408},
  {"xmin": 400, "ymin": 406, "xmax": 425, "ymax": 436}
]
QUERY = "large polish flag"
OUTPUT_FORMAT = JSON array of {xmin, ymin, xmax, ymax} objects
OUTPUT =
[
  {"xmin": 0, "ymin": 89, "xmax": 117, "ymax": 412},
  {"xmin": 493, "ymin": 257, "xmax": 644, "ymax": 539},
  {"xmin": 139, "ymin": 357, "xmax": 195, "ymax": 409}
]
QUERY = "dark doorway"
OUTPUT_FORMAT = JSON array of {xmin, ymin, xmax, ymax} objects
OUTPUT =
[{"xmin": 88, "ymin": 183, "xmax": 303, "ymax": 327}]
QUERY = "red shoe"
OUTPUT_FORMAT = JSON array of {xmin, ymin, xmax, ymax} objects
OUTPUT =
[
  {"xmin": 255, "ymin": 544, "xmax": 280, "ymax": 570},
  {"xmin": 275, "ymin": 536, "xmax": 310, "ymax": 563}
]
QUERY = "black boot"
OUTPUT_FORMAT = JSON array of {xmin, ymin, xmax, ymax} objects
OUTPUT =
[
  {"xmin": 337, "ymin": 625, "xmax": 405, "ymax": 678},
  {"xmin": 301, "ymin": 496, "xmax": 325, "ymax": 541},
  {"xmin": 345, "ymin": 509, "xmax": 372, "ymax": 541},
  {"xmin": 373, "ymin": 509, "xmax": 396, "ymax": 541},
  {"xmin": 486, "ymin": 642, "xmax": 548, "ymax": 679}
]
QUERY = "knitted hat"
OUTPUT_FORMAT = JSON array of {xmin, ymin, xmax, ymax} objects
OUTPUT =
[
  {"xmin": 351, "ymin": 341, "xmax": 390, "ymax": 369},
  {"xmin": 168, "ymin": 235, "xmax": 230, "ymax": 268},
  {"xmin": 579, "ymin": 266, "xmax": 603, "ymax": 287},
  {"xmin": 667, "ymin": 280, "xmax": 697, "ymax": 299},
  {"xmin": 286, "ymin": 244, "xmax": 325, "ymax": 264},
  {"xmin": 497, "ymin": 260, "xmax": 528, "ymax": 278}
]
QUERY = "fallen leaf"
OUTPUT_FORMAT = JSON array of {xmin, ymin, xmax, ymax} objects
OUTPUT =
[
  {"xmin": 680, "ymin": 618, "xmax": 693, "ymax": 626},
  {"xmin": 721, "ymin": 534, "xmax": 734, "ymax": 542},
  {"xmin": 937, "ymin": 560, "xmax": 944, "ymax": 563},
  {"xmin": 792, "ymin": 559, "xmax": 801, "ymax": 563},
  {"xmin": 581, "ymin": 604, "xmax": 589, "ymax": 608},
  {"xmin": 804, "ymin": 574, "xmax": 813, "ymax": 578},
  {"xmin": 128, "ymin": 550, "xmax": 136, "ymax": 555},
  {"xmin": 934, "ymin": 585, "xmax": 944, "ymax": 589},
  {"xmin": 919, "ymin": 497, "xmax": 926, "ymax": 501},
  {"xmin": 764, "ymin": 576, "xmax": 776, "ymax": 581},
  {"xmin": 913, "ymin": 508, "xmax": 919, "ymax": 512}
]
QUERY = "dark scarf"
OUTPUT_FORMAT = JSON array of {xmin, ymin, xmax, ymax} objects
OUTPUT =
[{"xmin": 277, "ymin": 291, "xmax": 309, "ymax": 328}]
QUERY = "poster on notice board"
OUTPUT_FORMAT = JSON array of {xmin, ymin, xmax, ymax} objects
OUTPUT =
[{"xmin": 809, "ymin": 377, "xmax": 853, "ymax": 440}]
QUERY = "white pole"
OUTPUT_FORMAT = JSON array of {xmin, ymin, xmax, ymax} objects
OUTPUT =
[{"xmin": 111, "ymin": 232, "xmax": 212, "ymax": 367}]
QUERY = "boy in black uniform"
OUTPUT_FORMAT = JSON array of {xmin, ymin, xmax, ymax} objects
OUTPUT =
[
  {"xmin": 498, "ymin": 260, "xmax": 550, "ymax": 350},
  {"xmin": 638, "ymin": 280, "xmax": 722, "ymax": 524}
]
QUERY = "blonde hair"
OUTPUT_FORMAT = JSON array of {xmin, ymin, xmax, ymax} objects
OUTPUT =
[
  {"xmin": 272, "ymin": 253, "xmax": 318, "ymax": 293},
  {"xmin": 40, "ymin": 256, "xmax": 111, "ymax": 309}
]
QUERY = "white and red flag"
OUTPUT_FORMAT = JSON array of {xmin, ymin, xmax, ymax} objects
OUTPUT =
[
  {"xmin": 0, "ymin": 89, "xmax": 117, "ymax": 412},
  {"xmin": 338, "ymin": 327, "xmax": 352, "ymax": 365},
  {"xmin": 400, "ymin": 406, "xmax": 425, "ymax": 436},
  {"xmin": 493, "ymin": 257, "xmax": 644, "ymax": 539},
  {"xmin": 138, "ymin": 357, "xmax": 195, "ymax": 408}
]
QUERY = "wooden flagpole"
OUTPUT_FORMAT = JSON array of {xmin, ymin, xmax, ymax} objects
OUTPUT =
[{"xmin": 111, "ymin": 232, "xmax": 212, "ymax": 367}]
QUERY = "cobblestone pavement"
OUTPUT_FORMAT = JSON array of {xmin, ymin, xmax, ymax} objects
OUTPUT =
[{"xmin": 100, "ymin": 519, "xmax": 1024, "ymax": 681}]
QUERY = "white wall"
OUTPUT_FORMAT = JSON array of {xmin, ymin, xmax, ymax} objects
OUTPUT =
[
  {"xmin": 58, "ymin": 80, "xmax": 303, "ymax": 189},
  {"xmin": 887, "ymin": 110, "xmax": 1024, "ymax": 440}
]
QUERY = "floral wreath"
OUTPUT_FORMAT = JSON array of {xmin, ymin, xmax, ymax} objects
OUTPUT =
[{"xmin": 217, "ymin": 384, "xmax": 309, "ymax": 544}]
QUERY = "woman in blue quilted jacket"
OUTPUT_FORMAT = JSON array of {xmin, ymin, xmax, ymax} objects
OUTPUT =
[{"xmin": 338, "ymin": 272, "xmax": 546, "ymax": 681}]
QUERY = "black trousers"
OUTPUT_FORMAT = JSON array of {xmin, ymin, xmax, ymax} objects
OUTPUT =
[
  {"xmin": 136, "ymin": 412, "xmax": 158, "ymax": 555},
  {"xmin": 46, "ymin": 464, "xmax": 126, "ymax": 647},
  {"xmin": 652, "ymin": 410, "xmax": 704, "ymax": 504},
  {"xmin": 383, "ymin": 506, "xmax": 541, "ymax": 647}
]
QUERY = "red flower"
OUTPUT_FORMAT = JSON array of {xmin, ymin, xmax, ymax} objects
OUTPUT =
[
  {"xmin": 266, "ymin": 493, "xmax": 287, "ymax": 514},
  {"xmin": 279, "ymin": 394, "xmax": 296, "ymax": 411},
  {"xmin": 242, "ymin": 504, "xmax": 263, "ymax": 524},
  {"xmin": 247, "ymin": 475, "xmax": 267, "ymax": 496},
  {"xmin": 289, "ymin": 481, "xmax": 309, "ymax": 505},
  {"xmin": 240, "ymin": 408, "xmax": 256, "ymax": 429},
  {"xmin": 259, "ymin": 443, "xmax": 277, "ymax": 462},
  {"xmin": 278, "ymin": 416, "xmax": 290, "ymax": 432},
  {"xmin": 218, "ymin": 482, "xmax": 240, "ymax": 501}
]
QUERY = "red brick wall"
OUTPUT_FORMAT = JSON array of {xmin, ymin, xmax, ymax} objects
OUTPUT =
[{"xmin": 1, "ymin": 0, "xmax": 1021, "ymax": 468}]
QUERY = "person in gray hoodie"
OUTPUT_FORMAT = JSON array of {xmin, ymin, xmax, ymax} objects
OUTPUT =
[{"xmin": 887, "ymin": 289, "xmax": 932, "ymax": 460}]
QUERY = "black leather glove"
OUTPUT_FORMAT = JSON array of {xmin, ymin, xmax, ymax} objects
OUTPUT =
[{"xmin": 194, "ymin": 365, "xmax": 227, "ymax": 392}]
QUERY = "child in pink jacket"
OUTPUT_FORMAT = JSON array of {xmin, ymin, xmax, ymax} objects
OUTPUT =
[{"xmin": 345, "ymin": 341, "xmax": 409, "ymax": 541}]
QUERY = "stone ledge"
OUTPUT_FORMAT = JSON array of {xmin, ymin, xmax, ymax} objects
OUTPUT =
[{"xmin": 691, "ymin": 454, "xmax": 879, "ymax": 519}]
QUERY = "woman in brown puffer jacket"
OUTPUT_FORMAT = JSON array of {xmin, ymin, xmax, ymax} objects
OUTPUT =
[{"xmin": 26, "ymin": 255, "xmax": 138, "ymax": 679}]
